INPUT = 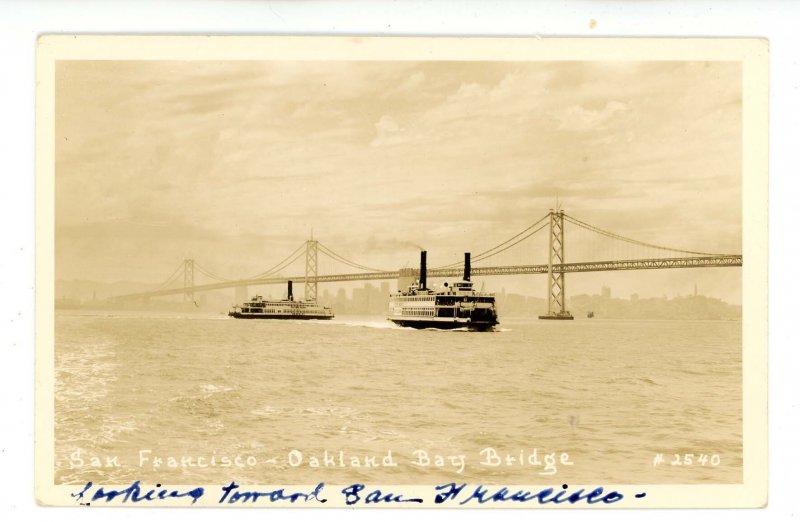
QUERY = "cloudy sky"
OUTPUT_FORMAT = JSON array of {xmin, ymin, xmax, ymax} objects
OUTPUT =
[{"xmin": 55, "ymin": 59, "xmax": 742, "ymax": 301}]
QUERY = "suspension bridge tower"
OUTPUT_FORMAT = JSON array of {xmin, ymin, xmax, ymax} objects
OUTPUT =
[
  {"xmin": 539, "ymin": 210, "xmax": 574, "ymax": 320},
  {"xmin": 183, "ymin": 258, "xmax": 195, "ymax": 302},
  {"xmin": 305, "ymin": 236, "xmax": 318, "ymax": 302}
]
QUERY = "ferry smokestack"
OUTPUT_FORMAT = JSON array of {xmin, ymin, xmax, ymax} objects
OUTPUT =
[
  {"xmin": 419, "ymin": 251, "xmax": 427, "ymax": 290},
  {"xmin": 464, "ymin": 252, "xmax": 471, "ymax": 281},
  {"xmin": 288, "ymin": 280, "xmax": 293, "ymax": 301}
]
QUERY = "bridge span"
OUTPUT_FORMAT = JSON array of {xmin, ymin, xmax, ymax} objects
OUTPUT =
[
  {"xmin": 114, "ymin": 254, "xmax": 742, "ymax": 301},
  {"xmin": 112, "ymin": 210, "xmax": 742, "ymax": 318}
]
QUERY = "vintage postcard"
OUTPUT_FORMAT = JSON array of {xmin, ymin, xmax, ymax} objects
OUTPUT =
[{"xmin": 35, "ymin": 35, "xmax": 768, "ymax": 508}]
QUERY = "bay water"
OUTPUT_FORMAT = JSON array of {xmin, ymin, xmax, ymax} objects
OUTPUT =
[{"xmin": 54, "ymin": 310, "xmax": 742, "ymax": 485}]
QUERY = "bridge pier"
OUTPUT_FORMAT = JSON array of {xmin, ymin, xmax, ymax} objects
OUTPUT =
[
  {"xmin": 305, "ymin": 238, "xmax": 318, "ymax": 302},
  {"xmin": 539, "ymin": 210, "xmax": 574, "ymax": 320},
  {"xmin": 183, "ymin": 259, "xmax": 194, "ymax": 302}
]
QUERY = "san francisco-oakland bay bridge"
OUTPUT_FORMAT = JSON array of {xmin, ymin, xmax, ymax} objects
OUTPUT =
[{"xmin": 114, "ymin": 210, "xmax": 742, "ymax": 318}]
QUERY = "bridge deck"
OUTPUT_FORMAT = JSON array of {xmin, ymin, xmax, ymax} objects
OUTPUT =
[{"xmin": 114, "ymin": 255, "xmax": 742, "ymax": 300}]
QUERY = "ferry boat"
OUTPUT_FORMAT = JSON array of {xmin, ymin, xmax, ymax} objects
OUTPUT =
[
  {"xmin": 388, "ymin": 251, "xmax": 498, "ymax": 331},
  {"xmin": 228, "ymin": 281, "xmax": 334, "ymax": 320}
]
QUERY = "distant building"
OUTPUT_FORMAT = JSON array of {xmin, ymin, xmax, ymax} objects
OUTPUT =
[
  {"xmin": 321, "ymin": 289, "xmax": 332, "ymax": 306},
  {"xmin": 352, "ymin": 287, "xmax": 367, "ymax": 312},
  {"xmin": 601, "ymin": 286, "xmax": 611, "ymax": 299},
  {"xmin": 335, "ymin": 287, "xmax": 348, "ymax": 313}
]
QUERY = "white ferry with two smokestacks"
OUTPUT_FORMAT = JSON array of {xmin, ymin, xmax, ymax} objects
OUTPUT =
[
  {"xmin": 387, "ymin": 251, "xmax": 499, "ymax": 331},
  {"xmin": 228, "ymin": 280, "xmax": 334, "ymax": 320}
]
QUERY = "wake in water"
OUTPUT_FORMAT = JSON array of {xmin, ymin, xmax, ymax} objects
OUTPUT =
[
  {"xmin": 420, "ymin": 326, "xmax": 511, "ymax": 333},
  {"xmin": 326, "ymin": 318, "xmax": 403, "ymax": 330}
]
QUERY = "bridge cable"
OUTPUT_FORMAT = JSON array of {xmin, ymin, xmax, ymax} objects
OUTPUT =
[
  {"xmin": 145, "ymin": 262, "xmax": 186, "ymax": 292},
  {"xmin": 317, "ymin": 242, "xmax": 385, "ymax": 272},
  {"xmin": 434, "ymin": 213, "xmax": 551, "ymax": 268},
  {"xmin": 245, "ymin": 243, "xmax": 307, "ymax": 279},
  {"xmin": 193, "ymin": 262, "xmax": 235, "ymax": 282},
  {"xmin": 250, "ymin": 248, "xmax": 307, "ymax": 280},
  {"xmin": 563, "ymin": 214, "xmax": 723, "ymax": 257},
  {"xmin": 172, "ymin": 248, "xmax": 307, "ymax": 288},
  {"xmin": 472, "ymin": 221, "xmax": 550, "ymax": 263},
  {"xmin": 193, "ymin": 243, "xmax": 310, "ymax": 284},
  {"xmin": 318, "ymin": 244, "xmax": 384, "ymax": 272}
]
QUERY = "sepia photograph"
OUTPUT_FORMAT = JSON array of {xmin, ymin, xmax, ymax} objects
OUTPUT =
[{"xmin": 34, "ymin": 35, "xmax": 768, "ymax": 508}]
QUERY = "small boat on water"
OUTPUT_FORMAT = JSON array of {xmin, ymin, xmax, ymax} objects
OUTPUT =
[{"xmin": 228, "ymin": 281, "xmax": 334, "ymax": 320}]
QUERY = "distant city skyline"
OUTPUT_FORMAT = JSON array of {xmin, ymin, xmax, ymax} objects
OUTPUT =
[
  {"xmin": 56, "ymin": 276, "xmax": 742, "ymax": 322},
  {"xmin": 55, "ymin": 60, "xmax": 742, "ymax": 304},
  {"xmin": 56, "ymin": 277, "xmax": 740, "ymax": 314}
]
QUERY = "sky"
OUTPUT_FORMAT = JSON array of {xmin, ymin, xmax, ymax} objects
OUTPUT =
[{"xmin": 55, "ymin": 59, "xmax": 743, "ymax": 302}]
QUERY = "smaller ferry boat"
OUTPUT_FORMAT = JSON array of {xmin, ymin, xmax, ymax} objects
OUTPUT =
[
  {"xmin": 228, "ymin": 281, "xmax": 334, "ymax": 320},
  {"xmin": 388, "ymin": 251, "xmax": 498, "ymax": 331}
]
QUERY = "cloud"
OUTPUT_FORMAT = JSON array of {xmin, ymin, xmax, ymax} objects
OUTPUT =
[
  {"xmin": 370, "ymin": 114, "xmax": 410, "ymax": 147},
  {"xmin": 382, "ymin": 70, "xmax": 427, "ymax": 99},
  {"xmin": 54, "ymin": 60, "xmax": 742, "ymax": 304},
  {"xmin": 554, "ymin": 101, "xmax": 628, "ymax": 132}
]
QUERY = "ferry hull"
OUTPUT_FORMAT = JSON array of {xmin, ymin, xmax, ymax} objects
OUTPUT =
[
  {"xmin": 228, "ymin": 312, "xmax": 333, "ymax": 320},
  {"xmin": 389, "ymin": 318, "xmax": 497, "ymax": 331},
  {"xmin": 229, "ymin": 282, "xmax": 335, "ymax": 321},
  {"xmin": 388, "ymin": 251, "xmax": 498, "ymax": 332}
]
